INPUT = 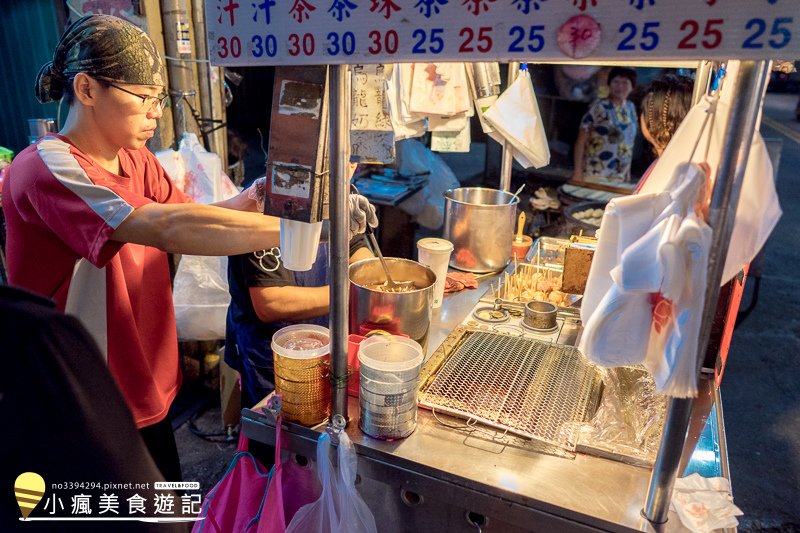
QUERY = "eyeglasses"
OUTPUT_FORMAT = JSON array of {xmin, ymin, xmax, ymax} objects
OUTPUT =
[{"xmin": 107, "ymin": 82, "xmax": 169, "ymax": 112}]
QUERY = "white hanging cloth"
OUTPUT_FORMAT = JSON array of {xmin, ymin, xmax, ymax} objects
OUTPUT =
[
  {"xmin": 482, "ymin": 69, "xmax": 550, "ymax": 169},
  {"xmin": 639, "ymin": 61, "xmax": 781, "ymax": 285}
]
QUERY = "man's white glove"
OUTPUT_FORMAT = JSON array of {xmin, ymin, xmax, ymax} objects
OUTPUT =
[
  {"xmin": 349, "ymin": 194, "xmax": 378, "ymax": 240},
  {"xmin": 247, "ymin": 177, "xmax": 267, "ymax": 213}
]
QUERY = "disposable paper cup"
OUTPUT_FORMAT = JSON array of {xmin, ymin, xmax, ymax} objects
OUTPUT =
[
  {"xmin": 416, "ymin": 238, "xmax": 453, "ymax": 308},
  {"xmin": 280, "ymin": 219, "xmax": 323, "ymax": 272}
]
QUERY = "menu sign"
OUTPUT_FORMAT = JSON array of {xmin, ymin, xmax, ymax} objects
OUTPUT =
[{"xmin": 205, "ymin": 0, "xmax": 798, "ymax": 65}]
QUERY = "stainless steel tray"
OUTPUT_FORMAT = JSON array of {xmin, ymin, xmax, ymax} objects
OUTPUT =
[{"xmin": 418, "ymin": 327, "xmax": 602, "ymax": 451}]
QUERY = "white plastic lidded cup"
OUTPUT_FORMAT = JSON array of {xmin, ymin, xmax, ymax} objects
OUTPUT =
[
  {"xmin": 280, "ymin": 219, "xmax": 323, "ymax": 272},
  {"xmin": 416, "ymin": 238, "xmax": 454, "ymax": 308}
]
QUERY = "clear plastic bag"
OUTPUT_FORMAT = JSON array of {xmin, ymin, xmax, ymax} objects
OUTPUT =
[
  {"xmin": 286, "ymin": 432, "xmax": 377, "ymax": 533},
  {"xmin": 173, "ymin": 255, "xmax": 231, "ymax": 341}
]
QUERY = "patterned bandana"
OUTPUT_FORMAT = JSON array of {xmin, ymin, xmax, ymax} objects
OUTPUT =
[{"xmin": 35, "ymin": 14, "xmax": 165, "ymax": 104}]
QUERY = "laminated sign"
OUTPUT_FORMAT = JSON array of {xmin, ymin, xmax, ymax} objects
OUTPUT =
[{"xmin": 351, "ymin": 64, "xmax": 395, "ymax": 164}]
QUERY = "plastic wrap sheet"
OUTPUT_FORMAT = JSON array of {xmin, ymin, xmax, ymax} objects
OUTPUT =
[{"xmin": 577, "ymin": 366, "xmax": 667, "ymax": 467}]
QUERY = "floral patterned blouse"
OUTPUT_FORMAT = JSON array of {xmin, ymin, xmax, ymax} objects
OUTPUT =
[{"xmin": 580, "ymin": 99, "xmax": 638, "ymax": 181}]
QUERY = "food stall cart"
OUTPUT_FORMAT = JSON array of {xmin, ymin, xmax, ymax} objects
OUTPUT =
[{"xmin": 204, "ymin": 1, "xmax": 795, "ymax": 530}]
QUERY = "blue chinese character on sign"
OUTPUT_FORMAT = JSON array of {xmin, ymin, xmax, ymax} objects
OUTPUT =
[
  {"xmin": 415, "ymin": 0, "xmax": 448, "ymax": 18},
  {"xmin": 370, "ymin": 0, "xmax": 401, "ymax": 19},
  {"xmin": 252, "ymin": 0, "xmax": 276, "ymax": 24},
  {"xmin": 328, "ymin": 0, "xmax": 358, "ymax": 21},
  {"xmin": 629, "ymin": 0, "xmax": 655, "ymax": 9},
  {"xmin": 512, "ymin": 0, "xmax": 546, "ymax": 14}
]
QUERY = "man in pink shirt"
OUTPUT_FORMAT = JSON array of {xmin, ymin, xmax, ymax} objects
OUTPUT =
[{"xmin": 3, "ymin": 14, "xmax": 375, "ymax": 481}]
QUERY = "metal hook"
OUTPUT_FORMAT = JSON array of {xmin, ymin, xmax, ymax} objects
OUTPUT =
[
  {"xmin": 326, "ymin": 413, "xmax": 347, "ymax": 444},
  {"xmin": 261, "ymin": 394, "xmax": 283, "ymax": 423}
]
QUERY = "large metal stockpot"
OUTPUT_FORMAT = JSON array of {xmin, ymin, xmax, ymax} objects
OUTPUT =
[
  {"xmin": 443, "ymin": 187, "xmax": 519, "ymax": 273},
  {"xmin": 349, "ymin": 258, "xmax": 435, "ymax": 350}
]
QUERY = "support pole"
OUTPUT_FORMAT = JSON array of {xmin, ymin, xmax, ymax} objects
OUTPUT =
[
  {"xmin": 329, "ymin": 65, "xmax": 351, "ymax": 422},
  {"xmin": 643, "ymin": 60, "xmax": 770, "ymax": 524},
  {"xmin": 161, "ymin": 0, "xmax": 199, "ymax": 143},
  {"xmin": 499, "ymin": 62, "xmax": 520, "ymax": 192},
  {"xmin": 191, "ymin": 0, "xmax": 225, "ymax": 160}
]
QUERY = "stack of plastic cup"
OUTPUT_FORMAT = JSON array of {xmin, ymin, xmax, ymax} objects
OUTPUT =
[
  {"xmin": 271, "ymin": 324, "xmax": 331, "ymax": 426},
  {"xmin": 280, "ymin": 219, "xmax": 323, "ymax": 271},
  {"xmin": 416, "ymin": 238, "xmax": 454, "ymax": 309},
  {"xmin": 358, "ymin": 335, "xmax": 424, "ymax": 440}
]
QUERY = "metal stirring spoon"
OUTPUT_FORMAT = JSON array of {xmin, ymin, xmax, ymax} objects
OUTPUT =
[{"xmin": 351, "ymin": 184, "xmax": 415, "ymax": 291}]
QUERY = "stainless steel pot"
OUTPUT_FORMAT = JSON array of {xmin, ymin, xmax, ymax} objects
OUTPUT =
[
  {"xmin": 443, "ymin": 187, "xmax": 519, "ymax": 273},
  {"xmin": 349, "ymin": 258, "xmax": 436, "ymax": 350}
]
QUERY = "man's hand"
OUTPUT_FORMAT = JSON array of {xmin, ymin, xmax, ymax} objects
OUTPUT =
[
  {"xmin": 349, "ymin": 194, "xmax": 378, "ymax": 240},
  {"xmin": 247, "ymin": 177, "xmax": 267, "ymax": 213}
]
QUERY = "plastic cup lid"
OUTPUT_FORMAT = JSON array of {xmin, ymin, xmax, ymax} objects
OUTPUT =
[{"xmin": 417, "ymin": 238, "xmax": 454, "ymax": 253}]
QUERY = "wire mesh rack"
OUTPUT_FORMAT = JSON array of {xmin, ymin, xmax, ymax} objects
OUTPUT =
[{"xmin": 419, "ymin": 328, "xmax": 602, "ymax": 451}]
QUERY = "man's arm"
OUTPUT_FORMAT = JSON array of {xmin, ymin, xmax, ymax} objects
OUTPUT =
[
  {"xmin": 249, "ymin": 245, "xmax": 374, "ymax": 323},
  {"xmin": 111, "ymin": 202, "xmax": 279, "ymax": 255}
]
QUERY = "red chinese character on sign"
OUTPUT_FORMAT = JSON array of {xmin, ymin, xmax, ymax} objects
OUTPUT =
[
  {"xmin": 290, "ymin": 0, "xmax": 317, "ymax": 22},
  {"xmin": 572, "ymin": 0, "xmax": 597, "ymax": 11},
  {"xmin": 370, "ymin": 0, "xmax": 401, "ymax": 19},
  {"xmin": 217, "ymin": 0, "xmax": 241, "ymax": 26},
  {"xmin": 462, "ymin": 0, "xmax": 495, "ymax": 15}
]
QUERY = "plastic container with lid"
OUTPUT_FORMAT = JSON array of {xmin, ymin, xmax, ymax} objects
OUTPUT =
[{"xmin": 271, "ymin": 324, "xmax": 331, "ymax": 426}]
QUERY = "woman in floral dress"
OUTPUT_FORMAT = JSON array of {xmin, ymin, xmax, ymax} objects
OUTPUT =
[{"xmin": 572, "ymin": 67, "xmax": 638, "ymax": 183}]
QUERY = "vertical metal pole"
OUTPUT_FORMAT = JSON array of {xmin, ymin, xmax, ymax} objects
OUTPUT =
[
  {"xmin": 191, "ymin": 0, "xmax": 224, "ymax": 159},
  {"xmin": 161, "ymin": 0, "xmax": 198, "ymax": 143},
  {"xmin": 329, "ymin": 65, "xmax": 351, "ymax": 421},
  {"xmin": 499, "ymin": 62, "xmax": 520, "ymax": 192},
  {"xmin": 643, "ymin": 60, "xmax": 770, "ymax": 524}
]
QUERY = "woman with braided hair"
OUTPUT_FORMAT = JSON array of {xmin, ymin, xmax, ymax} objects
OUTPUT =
[
  {"xmin": 635, "ymin": 74, "xmax": 694, "ymax": 193},
  {"xmin": 640, "ymin": 74, "xmax": 695, "ymax": 158}
]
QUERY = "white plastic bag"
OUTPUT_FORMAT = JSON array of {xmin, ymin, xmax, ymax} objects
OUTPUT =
[
  {"xmin": 482, "ymin": 69, "xmax": 550, "ymax": 169},
  {"xmin": 156, "ymin": 133, "xmax": 238, "ymax": 340},
  {"xmin": 396, "ymin": 138, "xmax": 459, "ymax": 230},
  {"xmin": 335, "ymin": 432, "xmax": 377, "ymax": 533},
  {"xmin": 286, "ymin": 432, "xmax": 377, "ymax": 533},
  {"xmin": 172, "ymin": 255, "xmax": 231, "ymax": 341},
  {"xmin": 639, "ymin": 63, "xmax": 781, "ymax": 285}
]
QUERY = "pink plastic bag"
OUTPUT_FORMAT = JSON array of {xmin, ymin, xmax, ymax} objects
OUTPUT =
[
  {"xmin": 193, "ymin": 436, "xmax": 271, "ymax": 533},
  {"xmin": 257, "ymin": 416, "xmax": 321, "ymax": 533}
]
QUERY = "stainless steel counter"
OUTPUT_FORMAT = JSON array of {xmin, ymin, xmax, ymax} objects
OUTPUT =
[{"xmin": 242, "ymin": 268, "xmax": 728, "ymax": 533}]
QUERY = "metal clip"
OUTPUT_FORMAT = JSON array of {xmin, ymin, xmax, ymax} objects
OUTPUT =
[
  {"xmin": 261, "ymin": 394, "xmax": 283, "ymax": 424},
  {"xmin": 326, "ymin": 414, "xmax": 347, "ymax": 444}
]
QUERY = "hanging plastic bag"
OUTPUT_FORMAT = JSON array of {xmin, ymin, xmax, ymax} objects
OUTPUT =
[
  {"xmin": 173, "ymin": 255, "xmax": 231, "ymax": 341},
  {"xmin": 334, "ymin": 432, "xmax": 377, "ymax": 533},
  {"xmin": 396, "ymin": 138, "xmax": 459, "ymax": 230},
  {"xmin": 285, "ymin": 433, "xmax": 339, "ymax": 533},
  {"xmin": 482, "ymin": 69, "xmax": 550, "ymax": 169},
  {"xmin": 257, "ymin": 416, "xmax": 321, "ymax": 533},
  {"xmin": 286, "ymin": 432, "xmax": 377, "ymax": 533},
  {"xmin": 638, "ymin": 62, "xmax": 781, "ymax": 285},
  {"xmin": 193, "ymin": 436, "xmax": 271, "ymax": 533},
  {"xmin": 156, "ymin": 133, "xmax": 240, "ymax": 340}
]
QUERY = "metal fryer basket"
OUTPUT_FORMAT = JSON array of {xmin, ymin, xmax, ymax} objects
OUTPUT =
[{"xmin": 419, "ymin": 328, "xmax": 602, "ymax": 451}]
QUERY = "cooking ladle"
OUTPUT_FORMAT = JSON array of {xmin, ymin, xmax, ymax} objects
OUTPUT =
[{"xmin": 351, "ymin": 184, "xmax": 415, "ymax": 291}]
